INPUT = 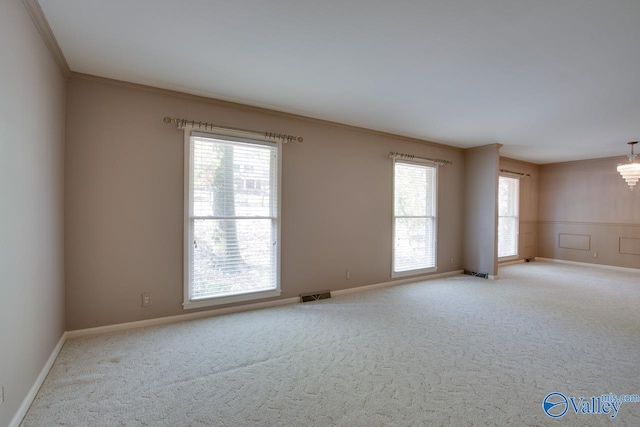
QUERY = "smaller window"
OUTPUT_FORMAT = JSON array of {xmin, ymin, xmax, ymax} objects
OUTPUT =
[
  {"xmin": 498, "ymin": 175, "xmax": 519, "ymax": 259},
  {"xmin": 392, "ymin": 159, "xmax": 437, "ymax": 277}
]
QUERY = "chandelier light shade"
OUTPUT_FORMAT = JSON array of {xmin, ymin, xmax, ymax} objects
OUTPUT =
[{"xmin": 617, "ymin": 141, "xmax": 640, "ymax": 190}]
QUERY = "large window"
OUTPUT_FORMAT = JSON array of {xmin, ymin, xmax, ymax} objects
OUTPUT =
[
  {"xmin": 392, "ymin": 160, "xmax": 437, "ymax": 276},
  {"xmin": 184, "ymin": 131, "xmax": 280, "ymax": 309},
  {"xmin": 498, "ymin": 175, "xmax": 519, "ymax": 259}
]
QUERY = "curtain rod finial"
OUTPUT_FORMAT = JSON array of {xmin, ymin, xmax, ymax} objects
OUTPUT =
[{"xmin": 163, "ymin": 117, "xmax": 173, "ymax": 124}]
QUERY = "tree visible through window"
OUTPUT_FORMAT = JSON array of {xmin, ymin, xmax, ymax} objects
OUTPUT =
[
  {"xmin": 185, "ymin": 133, "xmax": 280, "ymax": 308},
  {"xmin": 393, "ymin": 160, "xmax": 437, "ymax": 275},
  {"xmin": 498, "ymin": 175, "xmax": 519, "ymax": 258}
]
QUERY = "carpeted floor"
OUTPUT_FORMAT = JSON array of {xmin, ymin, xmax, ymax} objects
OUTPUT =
[{"xmin": 22, "ymin": 261, "xmax": 640, "ymax": 426}]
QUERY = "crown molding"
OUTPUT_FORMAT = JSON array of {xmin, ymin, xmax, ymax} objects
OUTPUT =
[
  {"xmin": 499, "ymin": 156, "xmax": 541, "ymax": 169},
  {"xmin": 22, "ymin": 0, "xmax": 71, "ymax": 78},
  {"xmin": 465, "ymin": 143, "xmax": 503, "ymax": 151}
]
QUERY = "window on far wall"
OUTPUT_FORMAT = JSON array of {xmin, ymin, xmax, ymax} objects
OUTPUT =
[
  {"xmin": 392, "ymin": 159, "xmax": 437, "ymax": 277},
  {"xmin": 183, "ymin": 131, "xmax": 281, "ymax": 309},
  {"xmin": 498, "ymin": 175, "xmax": 519, "ymax": 259}
]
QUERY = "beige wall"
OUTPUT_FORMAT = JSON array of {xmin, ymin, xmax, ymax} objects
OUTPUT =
[
  {"xmin": 64, "ymin": 75, "xmax": 465, "ymax": 330},
  {"xmin": 463, "ymin": 144, "xmax": 500, "ymax": 276},
  {"xmin": 538, "ymin": 157, "xmax": 640, "ymax": 268},
  {"xmin": 0, "ymin": 1, "xmax": 66, "ymax": 425},
  {"xmin": 499, "ymin": 158, "xmax": 540, "ymax": 261}
]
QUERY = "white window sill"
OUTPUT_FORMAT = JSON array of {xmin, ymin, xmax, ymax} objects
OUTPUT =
[
  {"xmin": 391, "ymin": 267, "xmax": 437, "ymax": 279},
  {"xmin": 183, "ymin": 288, "xmax": 282, "ymax": 310}
]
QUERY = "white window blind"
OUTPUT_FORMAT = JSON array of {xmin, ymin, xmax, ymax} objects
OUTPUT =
[
  {"xmin": 498, "ymin": 175, "xmax": 519, "ymax": 258},
  {"xmin": 185, "ymin": 132, "xmax": 280, "ymax": 308},
  {"xmin": 393, "ymin": 160, "xmax": 437, "ymax": 276}
]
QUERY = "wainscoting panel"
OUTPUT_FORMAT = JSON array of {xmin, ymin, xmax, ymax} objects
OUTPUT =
[
  {"xmin": 538, "ymin": 221, "xmax": 640, "ymax": 269},
  {"xmin": 558, "ymin": 233, "xmax": 590, "ymax": 251},
  {"xmin": 523, "ymin": 232, "xmax": 533, "ymax": 248},
  {"xmin": 619, "ymin": 237, "xmax": 640, "ymax": 256},
  {"xmin": 518, "ymin": 221, "xmax": 537, "ymax": 260}
]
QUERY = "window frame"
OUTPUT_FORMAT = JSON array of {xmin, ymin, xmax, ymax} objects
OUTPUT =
[
  {"xmin": 391, "ymin": 158, "xmax": 438, "ymax": 278},
  {"xmin": 183, "ymin": 127, "xmax": 282, "ymax": 310},
  {"xmin": 497, "ymin": 174, "xmax": 520, "ymax": 260}
]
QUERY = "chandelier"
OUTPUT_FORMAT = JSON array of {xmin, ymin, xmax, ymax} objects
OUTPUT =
[{"xmin": 617, "ymin": 141, "xmax": 640, "ymax": 190}]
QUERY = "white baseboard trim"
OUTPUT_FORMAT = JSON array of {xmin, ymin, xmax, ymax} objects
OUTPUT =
[
  {"xmin": 332, "ymin": 270, "xmax": 463, "ymax": 297},
  {"xmin": 536, "ymin": 257, "xmax": 640, "ymax": 273},
  {"xmin": 66, "ymin": 296, "xmax": 300, "ymax": 339},
  {"xmin": 9, "ymin": 333, "xmax": 66, "ymax": 427}
]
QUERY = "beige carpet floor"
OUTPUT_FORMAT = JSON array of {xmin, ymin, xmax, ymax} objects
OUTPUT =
[{"xmin": 22, "ymin": 261, "xmax": 640, "ymax": 426}]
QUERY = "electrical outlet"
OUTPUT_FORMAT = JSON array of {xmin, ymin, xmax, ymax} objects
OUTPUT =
[
  {"xmin": 450, "ymin": 257, "xmax": 454, "ymax": 265},
  {"xmin": 141, "ymin": 293, "xmax": 152, "ymax": 307},
  {"xmin": 345, "ymin": 270, "xmax": 351, "ymax": 280},
  {"xmin": 593, "ymin": 252, "xmax": 598, "ymax": 258}
]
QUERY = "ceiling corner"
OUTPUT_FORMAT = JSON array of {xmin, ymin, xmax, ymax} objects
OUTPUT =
[{"xmin": 22, "ymin": 0, "xmax": 71, "ymax": 78}]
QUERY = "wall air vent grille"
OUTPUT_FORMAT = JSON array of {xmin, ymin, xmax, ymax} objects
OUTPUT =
[
  {"xmin": 463, "ymin": 270, "xmax": 489, "ymax": 279},
  {"xmin": 300, "ymin": 291, "xmax": 332, "ymax": 303}
]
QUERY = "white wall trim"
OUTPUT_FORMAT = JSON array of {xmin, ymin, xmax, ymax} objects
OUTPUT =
[
  {"xmin": 183, "ymin": 289, "xmax": 283, "ymax": 310},
  {"xmin": 9, "ymin": 333, "xmax": 66, "ymax": 427},
  {"xmin": 536, "ymin": 257, "xmax": 640, "ymax": 273},
  {"xmin": 66, "ymin": 296, "xmax": 300, "ymax": 338},
  {"xmin": 21, "ymin": 0, "xmax": 71, "ymax": 77},
  {"xmin": 333, "ymin": 270, "xmax": 463, "ymax": 297}
]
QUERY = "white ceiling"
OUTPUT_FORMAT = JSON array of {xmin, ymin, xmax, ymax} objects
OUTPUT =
[{"xmin": 38, "ymin": 0, "xmax": 640, "ymax": 164}]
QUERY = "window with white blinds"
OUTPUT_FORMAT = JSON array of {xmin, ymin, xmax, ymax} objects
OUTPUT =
[
  {"xmin": 184, "ymin": 132, "xmax": 280, "ymax": 309},
  {"xmin": 498, "ymin": 175, "xmax": 519, "ymax": 259},
  {"xmin": 392, "ymin": 160, "xmax": 437, "ymax": 276}
]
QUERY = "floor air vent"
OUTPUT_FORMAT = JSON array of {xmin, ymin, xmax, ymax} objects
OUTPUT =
[
  {"xmin": 300, "ymin": 291, "xmax": 332, "ymax": 303},
  {"xmin": 463, "ymin": 270, "xmax": 489, "ymax": 279}
]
